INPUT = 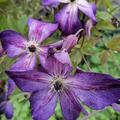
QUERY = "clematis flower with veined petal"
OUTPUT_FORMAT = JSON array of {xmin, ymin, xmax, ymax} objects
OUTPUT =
[
  {"xmin": 42, "ymin": 0, "xmax": 96, "ymax": 35},
  {"xmin": 0, "ymin": 80, "xmax": 13, "ymax": 119},
  {"xmin": 0, "ymin": 18, "xmax": 58, "ymax": 71},
  {"xmin": 6, "ymin": 57, "xmax": 120, "ymax": 120}
]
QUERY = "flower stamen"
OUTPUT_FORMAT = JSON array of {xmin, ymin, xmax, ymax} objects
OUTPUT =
[{"xmin": 28, "ymin": 45, "xmax": 36, "ymax": 52}]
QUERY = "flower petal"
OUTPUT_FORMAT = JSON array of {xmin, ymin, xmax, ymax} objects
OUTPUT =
[
  {"xmin": 0, "ymin": 30, "xmax": 26, "ymax": 57},
  {"xmin": 62, "ymin": 35, "xmax": 78, "ymax": 51},
  {"xmin": 38, "ymin": 46, "xmax": 49, "ymax": 67},
  {"xmin": 54, "ymin": 51, "xmax": 72, "ymax": 66},
  {"xmin": 42, "ymin": 0, "xmax": 70, "ymax": 7},
  {"xmin": 5, "ymin": 101, "xmax": 13, "ymax": 119},
  {"xmin": 112, "ymin": 103, "xmax": 120, "ymax": 112},
  {"xmin": 71, "ymin": 71, "xmax": 120, "ymax": 110},
  {"xmin": 76, "ymin": 0, "xmax": 96, "ymax": 21},
  {"xmin": 10, "ymin": 53, "xmax": 36, "ymax": 71},
  {"xmin": 6, "ymin": 70, "xmax": 51, "ymax": 93},
  {"xmin": 28, "ymin": 18, "xmax": 58, "ymax": 43},
  {"xmin": 7, "ymin": 79, "xmax": 16, "ymax": 96},
  {"xmin": 85, "ymin": 3, "xmax": 97, "ymax": 37},
  {"xmin": 55, "ymin": 4, "xmax": 81, "ymax": 35},
  {"xmin": 42, "ymin": 56, "xmax": 72, "ymax": 77},
  {"xmin": 30, "ymin": 90, "xmax": 58, "ymax": 120},
  {"xmin": 49, "ymin": 40, "xmax": 63, "ymax": 49},
  {"xmin": 59, "ymin": 89, "xmax": 84, "ymax": 120}
]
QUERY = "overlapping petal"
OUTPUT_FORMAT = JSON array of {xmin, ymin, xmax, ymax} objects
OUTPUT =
[
  {"xmin": 55, "ymin": 4, "xmax": 81, "ymax": 35},
  {"xmin": 42, "ymin": 56, "xmax": 72, "ymax": 77},
  {"xmin": 6, "ymin": 70, "xmax": 51, "ymax": 93},
  {"xmin": 62, "ymin": 35, "xmax": 78, "ymax": 51},
  {"xmin": 71, "ymin": 71, "xmax": 120, "ymax": 110},
  {"xmin": 10, "ymin": 53, "xmax": 36, "ymax": 71},
  {"xmin": 0, "ymin": 30, "xmax": 26, "ymax": 57},
  {"xmin": 28, "ymin": 18, "xmax": 58, "ymax": 43},
  {"xmin": 30, "ymin": 90, "xmax": 58, "ymax": 120},
  {"xmin": 54, "ymin": 51, "xmax": 72, "ymax": 66},
  {"xmin": 76, "ymin": 0, "xmax": 96, "ymax": 21},
  {"xmin": 59, "ymin": 89, "xmax": 83, "ymax": 120}
]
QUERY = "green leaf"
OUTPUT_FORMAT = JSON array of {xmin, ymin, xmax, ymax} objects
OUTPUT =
[
  {"xmin": 107, "ymin": 36, "xmax": 120, "ymax": 51},
  {"xmin": 100, "ymin": 50, "xmax": 109, "ymax": 64}
]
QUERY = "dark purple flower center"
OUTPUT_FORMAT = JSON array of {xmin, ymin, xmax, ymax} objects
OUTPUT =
[
  {"xmin": 54, "ymin": 81, "xmax": 63, "ymax": 91},
  {"xmin": 28, "ymin": 45, "xmax": 36, "ymax": 52},
  {"xmin": 48, "ymin": 48, "xmax": 55, "ymax": 56},
  {"xmin": 71, "ymin": 0, "xmax": 75, "ymax": 2}
]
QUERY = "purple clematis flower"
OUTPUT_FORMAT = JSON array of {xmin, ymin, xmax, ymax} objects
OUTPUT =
[
  {"xmin": 0, "ymin": 80, "xmax": 13, "ymax": 119},
  {"xmin": 6, "ymin": 57, "xmax": 120, "ymax": 120},
  {"xmin": 42, "ymin": 0, "xmax": 96, "ymax": 35},
  {"xmin": 0, "ymin": 18, "xmax": 58, "ymax": 71}
]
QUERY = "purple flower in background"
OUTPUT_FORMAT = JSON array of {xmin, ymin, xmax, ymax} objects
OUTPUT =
[
  {"xmin": 85, "ymin": 3, "xmax": 97, "ymax": 37},
  {"xmin": 42, "ymin": 0, "xmax": 96, "ymax": 35},
  {"xmin": 6, "ymin": 57, "xmax": 120, "ymax": 120},
  {"xmin": 0, "ymin": 18, "xmax": 58, "ymax": 71},
  {"xmin": 0, "ymin": 80, "xmax": 13, "ymax": 119}
]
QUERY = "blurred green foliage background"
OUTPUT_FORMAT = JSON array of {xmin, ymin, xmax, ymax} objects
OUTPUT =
[{"xmin": 0, "ymin": 0, "xmax": 120, "ymax": 120}]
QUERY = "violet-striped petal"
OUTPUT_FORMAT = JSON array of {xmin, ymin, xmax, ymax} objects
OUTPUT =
[
  {"xmin": 55, "ymin": 4, "xmax": 81, "ymax": 35},
  {"xmin": 6, "ymin": 70, "xmax": 51, "ymax": 93},
  {"xmin": 76, "ymin": 0, "xmax": 96, "ymax": 21},
  {"xmin": 49, "ymin": 40, "xmax": 63, "ymax": 49},
  {"xmin": 71, "ymin": 72, "xmax": 120, "ymax": 110},
  {"xmin": 42, "ymin": 56, "xmax": 72, "ymax": 77},
  {"xmin": 38, "ymin": 46, "xmax": 48, "ymax": 67},
  {"xmin": 30, "ymin": 90, "xmax": 58, "ymax": 120},
  {"xmin": 62, "ymin": 35, "xmax": 78, "ymax": 52},
  {"xmin": 59, "ymin": 89, "xmax": 83, "ymax": 120},
  {"xmin": 0, "ymin": 30, "xmax": 25, "ymax": 57},
  {"xmin": 28, "ymin": 18, "xmax": 58, "ymax": 43},
  {"xmin": 5, "ymin": 101, "xmax": 13, "ymax": 119},
  {"xmin": 10, "ymin": 53, "xmax": 36, "ymax": 71},
  {"xmin": 54, "ymin": 51, "xmax": 72, "ymax": 66}
]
